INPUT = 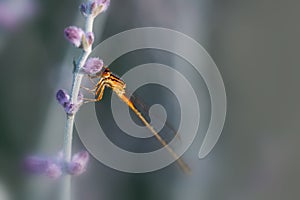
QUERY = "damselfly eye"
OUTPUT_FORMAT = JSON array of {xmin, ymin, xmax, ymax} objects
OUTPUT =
[
  {"xmin": 101, "ymin": 68, "xmax": 111, "ymax": 78},
  {"xmin": 102, "ymin": 72, "xmax": 109, "ymax": 78}
]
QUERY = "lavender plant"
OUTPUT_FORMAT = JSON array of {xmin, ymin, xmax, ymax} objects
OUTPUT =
[{"xmin": 24, "ymin": 0, "xmax": 111, "ymax": 200}]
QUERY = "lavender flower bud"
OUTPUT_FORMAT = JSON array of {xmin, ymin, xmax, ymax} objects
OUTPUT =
[
  {"xmin": 65, "ymin": 92, "xmax": 84, "ymax": 115},
  {"xmin": 23, "ymin": 152, "xmax": 68, "ymax": 179},
  {"xmin": 86, "ymin": 32, "xmax": 94, "ymax": 46},
  {"xmin": 64, "ymin": 26, "xmax": 85, "ymax": 48},
  {"xmin": 23, "ymin": 156, "xmax": 49, "ymax": 174},
  {"xmin": 68, "ymin": 151, "xmax": 89, "ymax": 176},
  {"xmin": 95, "ymin": 0, "xmax": 110, "ymax": 13},
  {"xmin": 80, "ymin": 3, "xmax": 89, "ymax": 17},
  {"xmin": 57, "ymin": 89, "xmax": 84, "ymax": 115},
  {"xmin": 64, "ymin": 103, "xmax": 76, "ymax": 115},
  {"xmin": 45, "ymin": 163, "xmax": 62, "ymax": 179},
  {"xmin": 80, "ymin": 0, "xmax": 110, "ymax": 17},
  {"xmin": 56, "ymin": 89, "xmax": 70, "ymax": 106},
  {"xmin": 81, "ymin": 32, "xmax": 94, "ymax": 51},
  {"xmin": 82, "ymin": 57, "xmax": 104, "ymax": 74}
]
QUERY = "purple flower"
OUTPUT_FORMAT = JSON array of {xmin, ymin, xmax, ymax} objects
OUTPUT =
[
  {"xmin": 80, "ymin": 3, "xmax": 89, "ymax": 17},
  {"xmin": 64, "ymin": 26, "xmax": 85, "ymax": 48},
  {"xmin": 45, "ymin": 163, "xmax": 62, "ymax": 179},
  {"xmin": 95, "ymin": 0, "xmax": 111, "ymax": 13},
  {"xmin": 80, "ymin": 0, "xmax": 110, "ymax": 17},
  {"xmin": 68, "ymin": 151, "xmax": 89, "ymax": 176},
  {"xmin": 86, "ymin": 32, "xmax": 95, "ymax": 46},
  {"xmin": 64, "ymin": 103, "xmax": 78, "ymax": 115},
  {"xmin": 82, "ymin": 57, "xmax": 104, "ymax": 74},
  {"xmin": 56, "ymin": 89, "xmax": 70, "ymax": 106},
  {"xmin": 23, "ymin": 156, "xmax": 49, "ymax": 174},
  {"xmin": 56, "ymin": 90, "xmax": 84, "ymax": 115},
  {"xmin": 23, "ymin": 155, "xmax": 62, "ymax": 179},
  {"xmin": 24, "ymin": 151, "xmax": 89, "ymax": 178},
  {"xmin": 0, "ymin": 0, "xmax": 38, "ymax": 31}
]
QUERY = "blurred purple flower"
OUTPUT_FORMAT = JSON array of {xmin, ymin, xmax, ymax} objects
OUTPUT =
[
  {"xmin": 23, "ymin": 156, "xmax": 49, "ymax": 174},
  {"xmin": 0, "ymin": 0, "xmax": 38, "ymax": 31},
  {"xmin": 64, "ymin": 26, "xmax": 85, "ymax": 48},
  {"xmin": 23, "ymin": 155, "xmax": 62, "ymax": 179},
  {"xmin": 82, "ymin": 57, "xmax": 104, "ymax": 74},
  {"xmin": 45, "ymin": 163, "xmax": 62, "ymax": 179},
  {"xmin": 68, "ymin": 151, "xmax": 89, "ymax": 176},
  {"xmin": 24, "ymin": 151, "xmax": 89, "ymax": 179}
]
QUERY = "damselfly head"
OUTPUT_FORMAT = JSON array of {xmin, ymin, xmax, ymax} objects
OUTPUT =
[{"xmin": 101, "ymin": 67, "xmax": 111, "ymax": 78}]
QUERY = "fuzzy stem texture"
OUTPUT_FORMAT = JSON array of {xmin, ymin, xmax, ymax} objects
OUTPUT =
[{"xmin": 61, "ymin": 15, "xmax": 95, "ymax": 200}]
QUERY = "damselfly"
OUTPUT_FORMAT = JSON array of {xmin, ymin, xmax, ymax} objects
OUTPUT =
[{"xmin": 82, "ymin": 67, "xmax": 190, "ymax": 174}]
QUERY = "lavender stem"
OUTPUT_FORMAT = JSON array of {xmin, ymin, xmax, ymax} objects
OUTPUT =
[{"xmin": 61, "ymin": 15, "xmax": 95, "ymax": 200}]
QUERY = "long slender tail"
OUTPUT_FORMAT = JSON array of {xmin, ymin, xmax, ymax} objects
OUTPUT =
[{"xmin": 118, "ymin": 94, "xmax": 191, "ymax": 174}]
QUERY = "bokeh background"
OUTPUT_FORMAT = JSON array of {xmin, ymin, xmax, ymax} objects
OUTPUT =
[{"xmin": 0, "ymin": 0, "xmax": 299, "ymax": 200}]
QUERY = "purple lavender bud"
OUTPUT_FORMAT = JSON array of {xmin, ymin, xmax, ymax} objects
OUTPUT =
[
  {"xmin": 64, "ymin": 92, "xmax": 84, "ymax": 114},
  {"xmin": 45, "ymin": 163, "xmax": 62, "ymax": 179},
  {"xmin": 56, "ymin": 89, "xmax": 70, "ymax": 106},
  {"xmin": 64, "ymin": 26, "xmax": 84, "ymax": 47},
  {"xmin": 80, "ymin": 1, "xmax": 97, "ymax": 17},
  {"xmin": 86, "ymin": 32, "xmax": 94, "ymax": 46},
  {"xmin": 57, "ymin": 90, "xmax": 83, "ymax": 114},
  {"xmin": 79, "ymin": 3, "xmax": 88, "ymax": 17},
  {"xmin": 23, "ymin": 156, "xmax": 49, "ymax": 174},
  {"xmin": 96, "ymin": 0, "xmax": 110, "ymax": 12},
  {"xmin": 80, "ymin": 0, "xmax": 110, "ymax": 18},
  {"xmin": 68, "ymin": 151, "xmax": 89, "ymax": 176},
  {"xmin": 89, "ymin": 0, "xmax": 110, "ymax": 17},
  {"xmin": 90, "ymin": 1, "xmax": 97, "ymax": 12},
  {"xmin": 64, "ymin": 103, "xmax": 77, "ymax": 115},
  {"xmin": 81, "ymin": 32, "xmax": 94, "ymax": 50},
  {"xmin": 82, "ymin": 57, "xmax": 104, "ymax": 74}
]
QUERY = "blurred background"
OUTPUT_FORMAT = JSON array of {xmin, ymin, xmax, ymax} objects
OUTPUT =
[{"xmin": 0, "ymin": 0, "xmax": 299, "ymax": 200}]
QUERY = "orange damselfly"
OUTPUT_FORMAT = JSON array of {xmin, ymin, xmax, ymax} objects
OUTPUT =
[{"xmin": 82, "ymin": 67, "xmax": 190, "ymax": 174}]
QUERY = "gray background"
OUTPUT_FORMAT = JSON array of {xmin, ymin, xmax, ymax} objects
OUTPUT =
[{"xmin": 0, "ymin": 0, "xmax": 299, "ymax": 200}]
